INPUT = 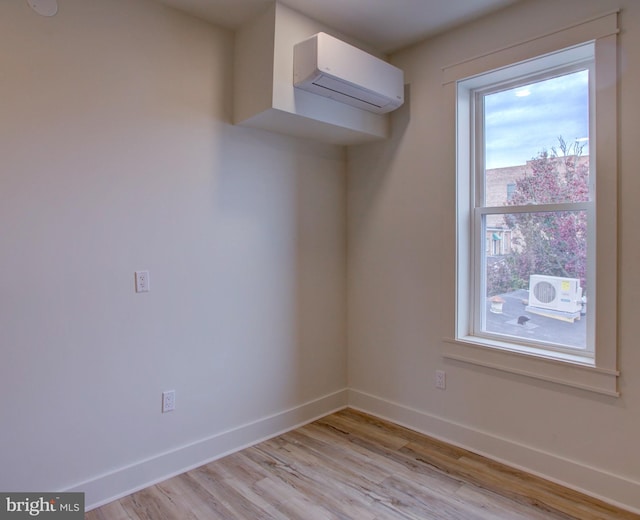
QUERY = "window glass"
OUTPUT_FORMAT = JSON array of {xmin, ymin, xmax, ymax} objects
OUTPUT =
[
  {"xmin": 483, "ymin": 210, "xmax": 588, "ymax": 350},
  {"xmin": 484, "ymin": 70, "xmax": 590, "ymax": 174},
  {"xmin": 476, "ymin": 67, "xmax": 592, "ymax": 353}
]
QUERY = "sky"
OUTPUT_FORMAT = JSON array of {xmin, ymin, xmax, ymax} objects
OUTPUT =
[{"xmin": 484, "ymin": 69, "xmax": 589, "ymax": 169}]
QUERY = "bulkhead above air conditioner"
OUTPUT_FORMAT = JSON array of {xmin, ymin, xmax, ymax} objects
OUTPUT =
[{"xmin": 293, "ymin": 32, "xmax": 404, "ymax": 114}]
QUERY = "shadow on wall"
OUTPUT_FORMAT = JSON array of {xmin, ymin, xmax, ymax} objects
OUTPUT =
[
  {"xmin": 209, "ymin": 124, "xmax": 347, "ymax": 425},
  {"xmin": 347, "ymin": 83, "xmax": 411, "ymax": 231},
  {"xmin": 346, "ymin": 84, "xmax": 418, "ymax": 399}
]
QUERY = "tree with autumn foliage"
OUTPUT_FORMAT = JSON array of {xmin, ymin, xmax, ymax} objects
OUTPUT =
[{"xmin": 487, "ymin": 138, "xmax": 589, "ymax": 296}]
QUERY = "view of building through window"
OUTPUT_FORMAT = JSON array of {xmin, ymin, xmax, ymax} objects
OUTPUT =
[{"xmin": 480, "ymin": 69, "xmax": 590, "ymax": 350}]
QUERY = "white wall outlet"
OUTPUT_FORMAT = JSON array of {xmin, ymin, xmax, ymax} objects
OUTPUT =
[
  {"xmin": 435, "ymin": 370, "xmax": 446, "ymax": 390},
  {"xmin": 162, "ymin": 390, "xmax": 175, "ymax": 413},
  {"xmin": 135, "ymin": 270, "xmax": 150, "ymax": 293}
]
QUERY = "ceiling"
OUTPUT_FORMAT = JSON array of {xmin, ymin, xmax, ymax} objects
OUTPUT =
[{"xmin": 155, "ymin": 0, "xmax": 520, "ymax": 53}]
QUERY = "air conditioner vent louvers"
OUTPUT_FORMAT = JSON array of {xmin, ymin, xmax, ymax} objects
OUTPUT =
[
  {"xmin": 311, "ymin": 80, "xmax": 385, "ymax": 109},
  {"xmin": 533, "ymin": 281, "xmax": 556, "ymax": 304}
]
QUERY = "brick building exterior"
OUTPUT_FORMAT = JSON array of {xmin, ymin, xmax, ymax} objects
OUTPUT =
[{"xmin": 484, "ymin": 155, "xmax": 589, "ymax": 257}]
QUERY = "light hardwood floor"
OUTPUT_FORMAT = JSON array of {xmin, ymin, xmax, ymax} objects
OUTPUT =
[{"xmin": 86, "ymin": 408, "xmax": 639, "ymax": 519}]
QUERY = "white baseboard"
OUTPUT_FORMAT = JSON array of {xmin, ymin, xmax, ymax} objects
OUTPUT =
[
  {"xmin": 72, "ymin": 386, "xmax": 640, "ymax": 514},
  {"xmin": 348, "ymin": 388, "xmax": 640, "ymax": 515},
  {"xmin": 73, "ymin": 389, "xmax": 348, "ymax": 511}
]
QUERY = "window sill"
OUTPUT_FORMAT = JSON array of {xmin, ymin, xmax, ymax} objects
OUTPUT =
[{"xmin": 443, "ymin": 337, "xmax": 619, "ymax": 397}]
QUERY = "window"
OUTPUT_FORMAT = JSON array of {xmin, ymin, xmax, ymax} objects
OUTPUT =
[
  {"xmin": 443, "ymin": 12, "xmax": 619, "ymax": 396},
  {"xmin": 474, "ymin": 51, "xmax": 593, "ymax": 355}
]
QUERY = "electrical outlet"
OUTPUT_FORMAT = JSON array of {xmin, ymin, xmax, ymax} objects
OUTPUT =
[
  {"xmin": 135, "ymin": 271, "xmax": 150, "ymax": 293},
  {"xmin": 162, "ymin": 390, "xmax": 175, "ymax": 413},
  {"xmin": 435, "ymin": 370, "xmax": 446, "ymax": 390}
]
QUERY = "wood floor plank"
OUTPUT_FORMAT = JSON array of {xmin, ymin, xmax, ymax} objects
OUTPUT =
[
  {"xmin": 288, "ymin": 424, "xmax": 465, "ymax": 509},
  {"xmin": 172, "ymin": 469, "xmax": 270, "ymax": 519},
  {"xmin": 247, "ymin": 441, "xmax": 377, "ymax": 519},
  {"xmin": 285, "ymin": 425, "xmax": 401, "ymax": 485},
  {"xmin": 188, "ymin": 468, "xmax": 276, "ymax": 518},
  {"xmin": 86, "ymin": 408, "xmax": 640, "ymax": 519},
  {"xmin": 453, "ymin": 483, "xmax": 573, "ymax": 520},
  {"xmin": 85, "ymin": 500, "xmax": 139, "ymax": 520},
  {"xmin": 119, "ymin": 485, "xmax": 202, "ymax": 520}
]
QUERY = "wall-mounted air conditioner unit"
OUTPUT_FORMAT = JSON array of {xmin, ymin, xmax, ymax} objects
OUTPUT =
[
  {"xmin": 528, "ymin": 275, "xmax": 583, "ymax": 313},
  {"xmin": 293, "ymin": 32, "xmax": 404, "ymax": 114}
]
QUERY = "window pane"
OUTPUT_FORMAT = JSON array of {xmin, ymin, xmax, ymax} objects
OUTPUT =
[
  {"xmin": 484, "ymin": 70, "xmax": 590, "ymax": 205},
  {"xmin": 483, "ymin": 210, "xmax": 587, "ymax": 351}
]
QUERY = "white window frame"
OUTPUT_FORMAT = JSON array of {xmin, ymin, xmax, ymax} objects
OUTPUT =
[
  {"xmin": 442, "ymin": 11, "xmax": 619, "ymax": 396},
  {"xmin": 472, "ymin": 55, "xmax": 594, "ymax": 357}
]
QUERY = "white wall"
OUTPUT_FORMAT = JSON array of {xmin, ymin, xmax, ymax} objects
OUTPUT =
[
  {"xmin": 0, "ymin": 0, "xmax": 347, "ymax": 507},
  {"xmin": 348, "ymin": 0, "xmax": 640, "ymax": 512}
]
